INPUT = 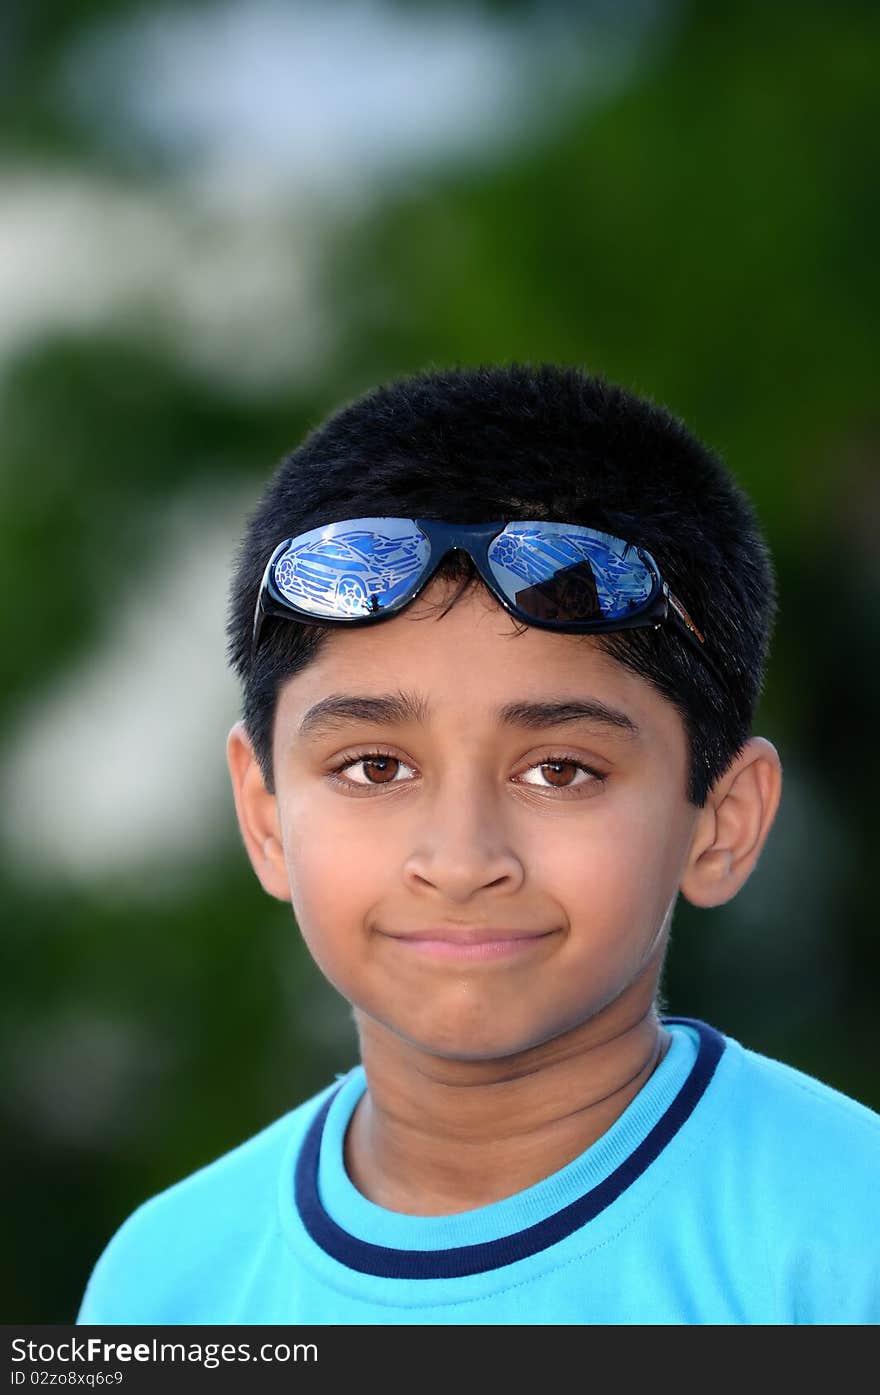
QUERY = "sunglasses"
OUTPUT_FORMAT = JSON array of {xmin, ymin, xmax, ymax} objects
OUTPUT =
[{"xmin": 250, "ymin": 517, "xmax": 717, "ymax": 679}]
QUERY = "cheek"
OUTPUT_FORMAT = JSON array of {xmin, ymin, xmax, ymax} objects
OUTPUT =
[
  {"xmin": 531, "ymin": 801, "xmax": 681, "ymax": 945},
  {"xmin": 279, "ymin": 797, "xmax": 388, "ymax": 962}
]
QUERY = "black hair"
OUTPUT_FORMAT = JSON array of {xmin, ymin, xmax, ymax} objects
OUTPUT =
[{"xmin": 226, "ymin": 364, "xmax": 776, "ymax": 806}]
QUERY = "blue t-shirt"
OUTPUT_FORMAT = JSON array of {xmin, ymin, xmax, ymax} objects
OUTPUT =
[{"xmin": 77, "ymin": 1018, "xmax": 879, "ymax": 1325}]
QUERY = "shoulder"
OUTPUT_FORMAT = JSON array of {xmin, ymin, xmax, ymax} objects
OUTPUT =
[
  {"xmin": 710, "ymin": 1031, "xmax": 879, "ymax": 1322},
  {"xmin": 724, "ymin": 1033, "xmax": 880, "ymax": 1155},
  {"xmin": 714, "ymin": 1029, "xmax": 880, "ymax": 1192},
  {"xmin": 77, "ymin": 1074, "xmax": 346, "ymax": 1324}
]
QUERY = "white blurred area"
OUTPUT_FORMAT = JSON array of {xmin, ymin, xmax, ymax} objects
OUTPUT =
[
  {"xmin": 0, "ymin": 1, "xmax": 666, "ymax": 386},
  {"xmin": 61, "ymin": 0, "xmax": 649, "ymax": 206},
  {"xmin": 0, "ymin": 485, "xmax": 253, "ymax": 897},
  {"xmin": 0, "ymin": 0, "xmax": 672, "ymax": 895},
  {"xmin": 0, "ymin": 174, "xmax": 335, "ymax": 391}
]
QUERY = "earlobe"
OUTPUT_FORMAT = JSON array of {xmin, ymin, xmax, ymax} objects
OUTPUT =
[
  {"xmin": 226, "ymin": 720, "xmax": 292, "ymax": 902},
  {"xmin": 680, "ymin": 737, "xmax": 782, "ymax": 909}
]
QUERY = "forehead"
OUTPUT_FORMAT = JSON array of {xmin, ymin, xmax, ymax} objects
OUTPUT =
[{"xmin": 273, "ymin": 575, "xmax": 687, "ymax": 759}]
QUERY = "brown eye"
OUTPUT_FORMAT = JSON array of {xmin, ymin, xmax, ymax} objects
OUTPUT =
[
  {"xmin": 361, "ymin": 756, "xmax": 400, "ymax": 784},
  {"xmin": 518, "ymin": 758, "xmax": 600, "ymax": 791},
  {"xmin": 540, "ymin": 760, "xmax": 579, "ymax": 787},
  {"xmin": 334, "ymin": 753, "xmax": 416, "ymax": 787}
]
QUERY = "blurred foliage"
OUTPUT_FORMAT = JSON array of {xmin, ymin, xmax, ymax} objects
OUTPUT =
[
  {"xmin": 0, "ymin": 338, "xmax": 301, "ymax": 708},
  {"xmin": 1, "ymin": 0, "xmax": 877, "ymax": 1321}
]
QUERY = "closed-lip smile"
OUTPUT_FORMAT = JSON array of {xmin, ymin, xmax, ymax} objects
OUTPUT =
[{"xmin": 379, "ymin": 925, "xmax": 559, "ymax": 961}]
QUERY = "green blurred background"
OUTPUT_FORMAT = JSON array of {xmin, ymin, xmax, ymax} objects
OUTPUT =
[{"xmin": 1, "ymin": 0, "xmax": 878, "ymax": 1321}]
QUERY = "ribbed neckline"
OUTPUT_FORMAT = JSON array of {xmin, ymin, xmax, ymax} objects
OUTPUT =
[{"xmin": 291, "ymin": 1017, "xmax": 724, "ymax": 1279}]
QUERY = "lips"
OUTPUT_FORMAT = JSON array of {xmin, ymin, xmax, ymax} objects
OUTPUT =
[
  {"xmin": 390, "ymin": 926, "xmax": 553, "ymax": 944},
  {"xmin": 378, "ymin": 925, "xmax": 558, "ymax": 961}
]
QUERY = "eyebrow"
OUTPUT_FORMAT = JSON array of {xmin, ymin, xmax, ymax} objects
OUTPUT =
[
  {"xmin": 299, "ymin": 692, "xmax": 430, "ymax": 738},
  {"xmin": 497, "ymin": 698, "xmax": 641, "ymax": 738},
  {"xmin": 298, "ymin": 691, "xmax": 641, "ymax": 740}
]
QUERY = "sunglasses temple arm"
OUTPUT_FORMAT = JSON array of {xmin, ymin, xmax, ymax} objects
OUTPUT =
[
  {"xmin": 663, "ymin": 585, "xmax": 725, "ymax": 687},
  {"xmin": 663, "ymin": 584, "xmax": 704, "ymax": 644},
  {"xmin": 250, "ymin": 596, "xmax": 265, "ymax": 666}
]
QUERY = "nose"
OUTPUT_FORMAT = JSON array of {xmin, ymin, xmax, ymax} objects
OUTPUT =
[{"xmin": 401, "ymin": 768, "xmax": 525, "ymax": 902}]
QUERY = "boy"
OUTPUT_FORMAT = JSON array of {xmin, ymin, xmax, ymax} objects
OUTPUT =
[{"xmin": 78, "ymin": 364, "xmax": 878, "ymax": 1324}]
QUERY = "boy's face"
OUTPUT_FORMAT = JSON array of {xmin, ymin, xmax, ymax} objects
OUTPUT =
[{"xmin": 235, "ymin": 575, "xmax": 712, "ymax": 1064}]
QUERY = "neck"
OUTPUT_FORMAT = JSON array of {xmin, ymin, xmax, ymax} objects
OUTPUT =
[{"xmin": 344, "ymin": 998, "xmax": 670, "ymax": 1216}]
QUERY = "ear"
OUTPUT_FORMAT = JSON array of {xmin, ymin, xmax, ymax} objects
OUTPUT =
[
  {"xmin": 226, "ymin": 720, "xmax": 292, "ymax": 902},
  {"xmin": 680, "ymin": 736, "xmax": 782, "ymax": 909}
]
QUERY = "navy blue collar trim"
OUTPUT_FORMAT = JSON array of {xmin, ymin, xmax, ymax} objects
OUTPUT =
[{"xmin": 294, "ymin": 1016, "xmax": 724, "ymax": 1279}]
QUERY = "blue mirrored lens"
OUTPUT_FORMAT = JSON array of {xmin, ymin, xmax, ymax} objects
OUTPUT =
[
  {"xmin": 272, "ymin": 518, "xmax": 430, "ymax": 618},
  {"xmin": 487, "ymin": 523, "xmax": 655, "ymax": 622}
]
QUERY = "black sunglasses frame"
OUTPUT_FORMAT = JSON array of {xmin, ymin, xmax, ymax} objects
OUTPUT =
[{"xmin": 250, "ymin": 518, "xmax": 719, "ymax": 682}]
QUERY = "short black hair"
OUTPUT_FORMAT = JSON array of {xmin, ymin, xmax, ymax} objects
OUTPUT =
[{"xmin": 226, "ymin": 364, "xmax": 776, "ymax": 806}]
